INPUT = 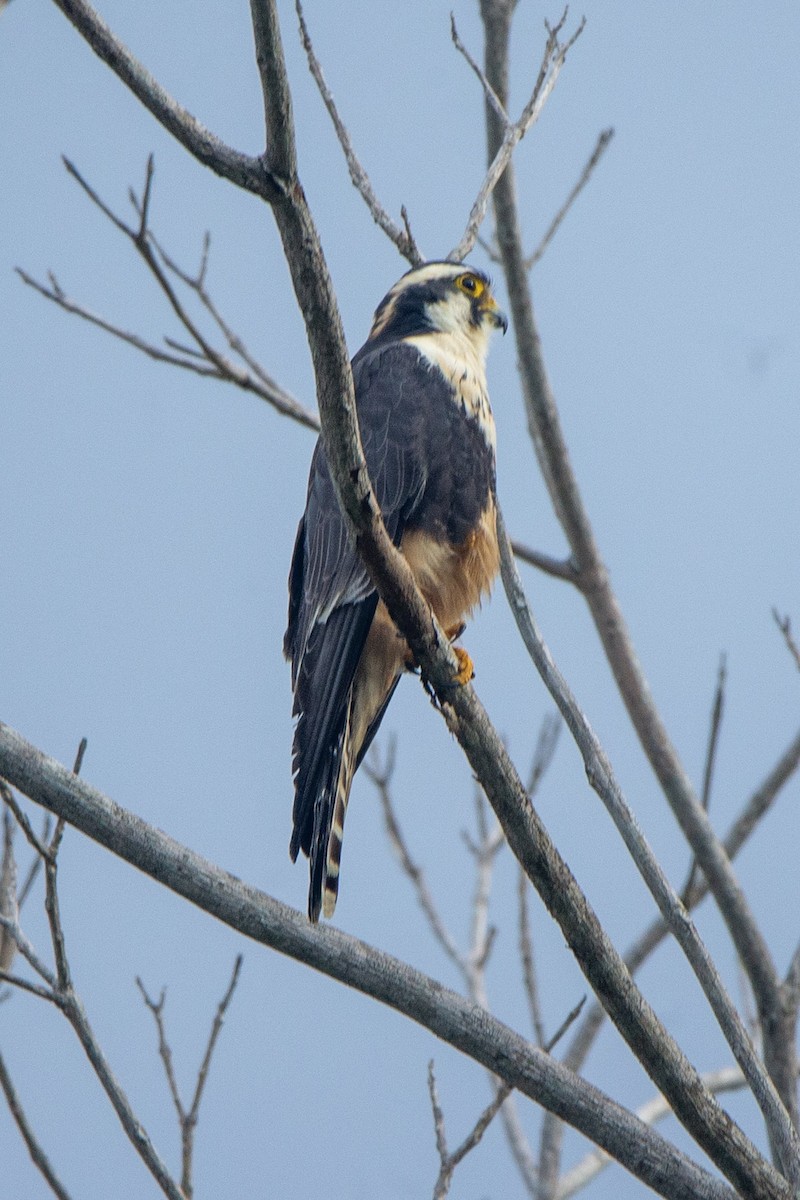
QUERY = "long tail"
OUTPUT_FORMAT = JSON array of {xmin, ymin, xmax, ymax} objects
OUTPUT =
[{"xmin": 320, "ymin": 711, "xmax": 357, "ymax": 920}]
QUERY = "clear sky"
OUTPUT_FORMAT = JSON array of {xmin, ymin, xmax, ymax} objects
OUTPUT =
[{"xmin": 2, "ymin": 3, "xmax": 799, "ymax": 1198}]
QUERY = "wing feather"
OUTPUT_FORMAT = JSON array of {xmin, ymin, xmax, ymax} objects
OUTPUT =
[{"xmin": 285, "ymin": 341, "xmax": 463, "ymax": 914}]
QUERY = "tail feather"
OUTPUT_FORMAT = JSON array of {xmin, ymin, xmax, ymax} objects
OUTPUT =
[
  {"xmin": 294, "ymin": 604, "xmax": 404, "ymax": 921},
  {"xmin": 321, "ymin": 722, "xmax": 357, "ymax": 919}
]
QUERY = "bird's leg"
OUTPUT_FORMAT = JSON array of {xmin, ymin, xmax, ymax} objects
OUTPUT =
[
  {"xmin": 445, "ymin": 622, "xmax": 474, "ymax": 685},
  {"xmin": 451, "ymin": 646, "xmax": 475, "ymax": 685},
  {"xmin": 402, "ymin": 621, "xmax": 474, "ymax": 684}
]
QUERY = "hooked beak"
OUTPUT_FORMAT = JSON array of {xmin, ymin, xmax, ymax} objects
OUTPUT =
[{"xmin": 480, "ymin": 295, "xmax": 509, "ymax": 335}]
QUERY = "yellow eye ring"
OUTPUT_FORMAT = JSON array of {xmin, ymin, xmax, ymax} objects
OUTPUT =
[{"xmin": 456, "ymin": 272, "xmax": 484, "ymax": 298}]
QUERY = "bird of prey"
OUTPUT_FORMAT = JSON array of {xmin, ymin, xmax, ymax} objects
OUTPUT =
[{"xmin": 284, "ymin": 261, "xmax": 507, "ymax": 921}]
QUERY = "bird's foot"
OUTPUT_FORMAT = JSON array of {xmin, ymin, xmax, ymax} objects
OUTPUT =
[{"xmin": 452, "ymin": 645, "xmax": 475, "ymax": 686}]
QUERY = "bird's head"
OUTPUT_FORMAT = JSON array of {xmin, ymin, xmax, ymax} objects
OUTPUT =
[{"xmin": 367, "ymin": 261, "xmax": 508, "ymax": 350}]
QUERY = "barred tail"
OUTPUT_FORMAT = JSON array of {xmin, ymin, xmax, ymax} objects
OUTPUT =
[
  {"xmin": 321, "ymin": 743, "xmax": 355, "ymax": 919},
  {"xmin": 307, "ymin": 704, "xmax": 356, "ymax": 923}
]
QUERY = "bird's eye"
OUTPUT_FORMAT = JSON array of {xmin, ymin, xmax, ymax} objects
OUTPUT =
[{"xmin": 456, "ymin": 272, "xmax": 484, "ymax": 297}]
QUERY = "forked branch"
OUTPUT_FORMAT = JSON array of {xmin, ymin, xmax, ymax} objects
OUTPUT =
[
  {"xmin": 17, "ymin": 157, "xmax": 319, "ymax": 432},
  {"xmin": 136, "ymin": 956, "xmax": 243, "ymax": 1199}
]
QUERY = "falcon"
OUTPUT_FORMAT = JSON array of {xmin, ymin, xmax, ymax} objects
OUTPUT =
[{"xmin": 284, "ymin": 261, "xmax": 507, "ymax": 921}]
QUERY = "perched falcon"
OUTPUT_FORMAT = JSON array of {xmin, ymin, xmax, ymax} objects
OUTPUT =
[{"xmin": 284, "ymin": 261, "xmax": 507, "ymax": 922}]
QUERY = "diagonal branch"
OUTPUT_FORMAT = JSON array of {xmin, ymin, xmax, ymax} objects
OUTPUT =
[
  {"xmin": 480, "ymin": 0, "xmax": 800, "ymax": 1173},
  {"xmin": 539, "ymin": 721, "xmax": 800, "ymax": 1195},
  {"xmin": 0, "ymin": 1052, "xmax": 74, "ymax": 1200},
  {"xmin": 243, "ymin": 8, "xmax": 793, "ymax": 1194},
  {"xmin": 295, "ymin": 0, "xmax": 423, "ymax": 265},
  {"xmin": 525, "ymin": 127, "xmax": 614, "ymax": 270},
  {"xmin": 427, "ymin": 1059, "xmax": 511, "ymax": 1199},
  {"xmin": 17, "ymin": 158, "xmax": 319, "ymax": 432},
  {"xmin": 0, "ymin": 718, "xmax": 740, "ymax": 1200},
  {"xmin": 773, "ymin": 609, "xmax": 800, "ymax": 673},
  {"xmin": 496, "ymin": 506, "xmax": 800, "ymax": 1179},
  {"xmin": 48, "ymin": 0, "xmax": 277, "ymax": 198},
  {"xmin": 449, "ymin": 11, "xmax": 585, "ymax": 262},
  {"xmin": 367, "ymin": 742, "xmax": 539, "ymax": 1195}
]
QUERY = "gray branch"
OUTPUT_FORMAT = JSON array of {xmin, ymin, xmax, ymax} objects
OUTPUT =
[
  {"xmin": 0, "ymin": 719, "xmax": 741, "ymax": 1200},
  {"xmin": 479, "ymin": 0, "xmax": 799, "ymax": 1184}
]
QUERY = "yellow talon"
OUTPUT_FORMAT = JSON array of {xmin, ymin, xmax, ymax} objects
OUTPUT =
[{"xmin": 452, "ymin": 646, "xmax": 475, "ymax": 686}]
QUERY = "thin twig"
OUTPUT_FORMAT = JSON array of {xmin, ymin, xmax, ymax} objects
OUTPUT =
[
  {"xmin": 295, "ymin": 0, "xmax": 423, "ymax": 265},
  {"xmin": 511, "ymin": 539, "xmax": 579, "ymax": 584},
  {"xmin": 365, "ymin": 741, "xmax": 463, "ymax": 968},
  {"xmin": 136, "ymin": 955, "xmax": 241, "ymax": 1200},
  {"xmin": 526, "ymin": 714, "xmax": 562, "ymax": 798},
  {"xmin": 450, "ymin": 12, "xmax": 508, "ymax": 126},
  {"xmin": 18, "ymin": 160, "xmax": 319, "ymax": 432},
  {"xmin": 0, "ymin": 1052, "xmax": 75, "ymax": 1200},
  {"xmin": 1, "ymin": 802, "xmax": 18, "ymax": 972},
  {"xmin": 772, "ymin": 609, "xmax": 800, "ymax": 673},
  {"xmin": 544, "ymin": 995, "xmax": 586, "ymax": 1056},
  {"xmin": 427, "ymin": 1059, "xmax": 511, "ymax": 1200},
  {"xmin": 187, "ymin": 954, "xmax": 242, "ymax": 1125},
  {"xmin": 136, "ymin": 981, "xmax": 185, "ymax": 1123},
  {"xmin": 17, "ymin": 814, "xmax": 52, "ymax": 909},
  {"xmin": 450, "ymin": 12, "xmax": 585, "ymax": 262},
  {"xmin": 518, "ymin": 867, "xmax": 545, "ymax": 1047},
  {"xmin": 525, "ymin": 128, "xmax": 614, "ymax": 270},
  {"xmin": 684, "ymin": 654, "xmax": 727, "ymax": 897},
  {"xmin": 517, "ymin": 712, "xmax": 562, "ymax": 1049}
]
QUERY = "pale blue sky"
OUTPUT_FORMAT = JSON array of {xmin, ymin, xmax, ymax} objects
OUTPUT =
[{"xmin": 2, "ymin": 3, "xmax": 799, "ymax": 1198}]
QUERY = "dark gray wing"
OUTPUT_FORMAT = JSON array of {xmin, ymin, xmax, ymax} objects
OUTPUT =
[{"xmin": 284, "ymin": 342, "xmax": 437, "ymax": 875}]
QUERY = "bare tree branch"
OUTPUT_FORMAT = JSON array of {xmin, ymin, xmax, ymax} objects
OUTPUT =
[
  {"xmin": 0, "ymin": 719, "xmax": 744, "ymax": 1200},
  {"xmin": 525, "ymin": 127, "xmax": 614, "ymax": 270},
  {"xmin": 48, "ymin": 0, "xmax": 277, "ymax": 198},
  {"xmin": 496, "ymin": 505, "xmax": 800, "ymax": 1179},
  {"xmin": 0, "ymin": 1052, "xmax": 74, "ymax": 1200},
  {"xmin": 544, "ymin": 995, "xmax": 586, "ymax": 1057},
  {"xmin": 18, "ymin": 158, "xmax": 319, "ymax": 432},
  {"xmin": 511, "ymin": 539, "xmax": 580, "ymax": 583},
  {"xmin": 558, "ymin": 1066, "xmax": 765, "ymax": 1200},
  {"xmin": 427, "ymin": 1059, "xmax": 511, "ymax": 1199},
  {"xmin": 449, "ymin": 11, "xmax": 585, "ymax": 262},
  {"xmin": 480, "ymin": 1, "xmax": 800, "ymax": 1174},
  {"xmin": 773, "ymin": 609, "xmax": 800, "ymax": 673},
  {"xmin": 136, "ymin": 956, "xmax": 242, "ymax": 1199},
  {"xmin": 684, "ymin": 654, "xmax": 727, "ymax": 897},
  {"xmin": 295, "ymin": 0, "xmax": 423, "ymax": 265}
]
